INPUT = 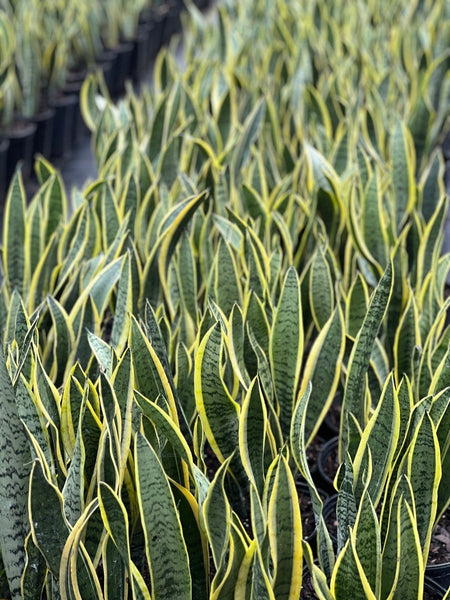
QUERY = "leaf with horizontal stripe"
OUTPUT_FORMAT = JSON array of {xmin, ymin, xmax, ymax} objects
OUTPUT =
[
  {"xmin": 353, "ymin": 374, "xmax": 400, "ymax": 507},
  {"xmin": 267, "ymin": 454, "xmax": 303, "ymax": 600},
  {"xmin": 331, "ymin": 539, "xmax": 371, "ymax": 600},
  {"xmin": 407, "ymin": 413, "xmax": 441, "ymax": 558},
  {"xmin": 98, "ymin": 482, "xmax": 150, "ymax": 600},
  {"xmin": 3, "ymin": 171, "xmax": 26, "ymax": 296},
  {"xmin": 239, "ymin": 379, "xmax": 267, "ymax": 496},
  {"xmin": 203, "ymin": 455, "xmax": 232, "ymax": 571},
  {"xmin": 0, "ymin": 346, "xmax": 31, "ymax": 600},
  {"xmin": 390, "ymin": 118, "xmax": 416, "ymax": 233},
  {"xmin": 341, "ymin": 262, "xmax": 393, "ymax": 455},
  {"xmin": 391, "ymin": 499, "xmax": 423, "ymax": 600},
  {"xmin": 300, "ymin": 305, "xmax": 345, "ymax": 445},
  {"xmin": 309, "ymin": 246, "xmax": 334, "ymax": 330},
  {"xmin": 135, "ymin": 433, "xmax": 191, "ymax": 600},
  {"xmin": 29, "ymin": 460, "xmax": 69, "ymax": 578},
  {"xmin": 194, "ymin": 323, "xmax": 240, "ymax": 467},
  {"xmin": 269, "ymin": 267, "xmax": 303, "ymax": 437}
]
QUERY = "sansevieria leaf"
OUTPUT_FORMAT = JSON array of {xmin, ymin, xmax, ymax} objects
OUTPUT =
[
  {"xmin": 300, "ymin": 305, "xmax": 345, "ymax": 445},
  {"xmin": 391, "ymin": 498, "xmax": 423, "ymax": 600},
  {"xmin": 309, "ymin": 245, "xmax": 334, "ymax": 329},
  {"xmin": 156, "ymin": 191, "xmax": 209, "ymax": 314},
  {"xmin": 59, "ymin": 500, "xmax": 105, "ymax": 600},
  {"xmin": 394, "ymin": 290, "xmax": 420, "ymax": 383},
  {"xmin": 135, "ymin": 391, "xmax": 193, "ymax": 485},
  {"xmin": 239, "ymin": 378, "xmax": 267, "ymax": 496},
  {"xmin": 194, "ymin": 323, "xmax": 240, "ymax": 465},
  {"xmin": 353, "ymin": 489, "xmax": 381, "ymax": 597},
  {"xmin": 353, "ymin": 374, "xmax": 400, "ymax": 507},
  {"xmin": 80, "ymin": 71, "xmax": 109, "ymax": 132},
  {"xmin": 110, "ymin": 252, "xmax": 132, "ymax": 353},
  {"xmin": 331, "ymin": 538, "xmax": 375, "ymax": 600},
  {"xmin": 390, "ymin": 118, "xmax": 416, "ymax": 233},
  {"xmin": 130, "ymin": 316, "xmax": 180, "ymax": 424},
  {"xmin": 270, "ymin": 267, "xmax": 303, "ymax": 437},
  {"xmin": 42, "ymin": 172, "xmax": 66, "ymax": 245},
  {"xmin": 406, "ymin": 413, "xmax": 441, "ymax": 558},
  {"xmin": 21, "ymin": 534, "xmax": 47, "ymax": 600},
  {"xmin": 98, "ymin": 482, "xmax": 150, "ymax": 600},
  {"xmin": 290, "ymin": 383, "xmax": 335, "ymax": 579},
  {"xmin": 362, "ymin": 171, "xmax": 388, "ymax": 268},
  {"xmin": 203, "ymin": 456, "xmax": 232, "ymax": 570},
  {"xmin": 0, "ymin": 346, "xmax": 31, "ymax": 600},
  {"xmin": 29, "ymin": 460, "xmax": 69, "ymax": 578},
  {"xmin": 167, "ymin": 484, "xmax": 207, "ymax": 599},
  {"xmin": 380, "ymin": 475, "xmax": 415, "ymax": 597},
  {"xmin": 341, "ymin": 262, "xmax": 393, "ymax": 456},
  {"xmin": 3, "ymin": 171, "xmax": 26, "ymax": 296},
  {"xmin": 210, "ymin": 521, "xmax": 248, "ymax": 600},
  {"xmin": 135, "ymin": 433, "xmax": 191, "ymax": 600},
  {"xmin": 267, "ymin": 454, "xmax": 303, "ymax": 600},
  {"xmin": 232, "ymin": 97, "xmax": 266, "ymax": 183}
]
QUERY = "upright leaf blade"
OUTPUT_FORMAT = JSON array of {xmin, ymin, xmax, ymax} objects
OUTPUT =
[
  {"xmin": 269, "ymin": 267, "xmax": 303, "ymax": 437},
  {"xmin": 390, "ymin": 118, "xmax": 416, "ymax": 233},
  {"xmin": 203, "ymin": 457, "xmax": 232, "ymax": 570},
  {"xmin": 3, "ymin": 171, "xmax": 26, "ymax": 295},
  {"xmin": 0, "ymin": 347, "xmax": 31, "ymax": 600},
  {"xmin": 135, "ymin": 434, "xmax": 191, "ymax": 600},
  {"xmin": 341, "ymin": 262, "xmax": 393, "ymax": 455},
  {"xmin": 194, "ymin": 323, "xmax": 240, "ymax": 465}
]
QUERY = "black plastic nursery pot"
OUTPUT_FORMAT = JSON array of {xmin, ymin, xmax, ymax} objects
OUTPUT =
[
  {"xmin": 110, "ymin": 42, "xmax": 135, "ymax": 98},
  {"xmin": 63, "ymin": 80, "xmax": 90, "ymax": 145},
  {"xmin": 321, "ymin": 495, "xmax": 450, "ymax": 598},
  {"xmin": 0, "ymin": 137, "xmax": 10, "ymax": 199},
  {"xmin": 5, "ymin": 120, "xmax": 37, "ymax": 184},
  {"xmin": 423, "ymin": 576, "xmax": 447, "ymax": 598},
  {"xmin": 26, "ymin": 107, "xmax": 55, "ymax": 158},
  {"xmin": 49, "ymin": 94, "xmax": 79, "ymax": 159},
  {"xmin": 138, "ymin": 5, "xmax": 168, "ymax": 58},
  {"xmin": 425, "ymin": 507, "xmax": 450, "ymax": 590},
  {"xmin": 138, "ymin": 6, "xmax": 153, "ymax": 25},
  {"xmin": 162, "ymin": 4, "xmax": 183, "ymax": 42},
  {"xmin": 66, "ymin": 68, "xmax": 87, "ymax": 85},
  {"xmin": 319, "ymin": 393, "xmax": 342, "ymax": 439},
  {"xmin": 195, "ymin": 0, "xmax": 211, "ymax": 9},
  {"xmin": 95, "ymin": 49, "xmax": 117, "ymax": 93},
  {"xmin": 316, "ymin": 436, "xmax": 339, "ymax": 495},
  {"xmin": 425, "ymin": 565, "xmax": 450, "ymax": 594},
  {"xmin": 96, "ymin": 51, "xmax": 114, "ymax": 95},
  {"xmin": 146, "ymin": 20, "xmax": 164, "ymax": 59},
  {"xmin": 132, "ymin": 28, "xmax": 150, "ymax": 83}
]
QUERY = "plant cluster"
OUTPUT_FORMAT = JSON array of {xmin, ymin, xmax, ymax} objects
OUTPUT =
[
  {"xmin": 0, "ymin": 0, "xmax": 449, "ymax": 598},
  {"xmin": 0, "ymin": 0, "xmax": 175, "ymax": 126}
]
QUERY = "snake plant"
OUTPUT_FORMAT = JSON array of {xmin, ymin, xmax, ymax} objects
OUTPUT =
[
  {"xmin": 0, "ymin": 8, "xmax": 18, "ymax": 129},
  {"xmin": 0, "ymin": 0, "xmax": 448, "ymax": 598}
]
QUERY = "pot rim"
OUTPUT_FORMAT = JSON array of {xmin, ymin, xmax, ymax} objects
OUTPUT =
[{"xmin": 3, "ymin": 120, "xmax": 37, "ymax": 139}]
